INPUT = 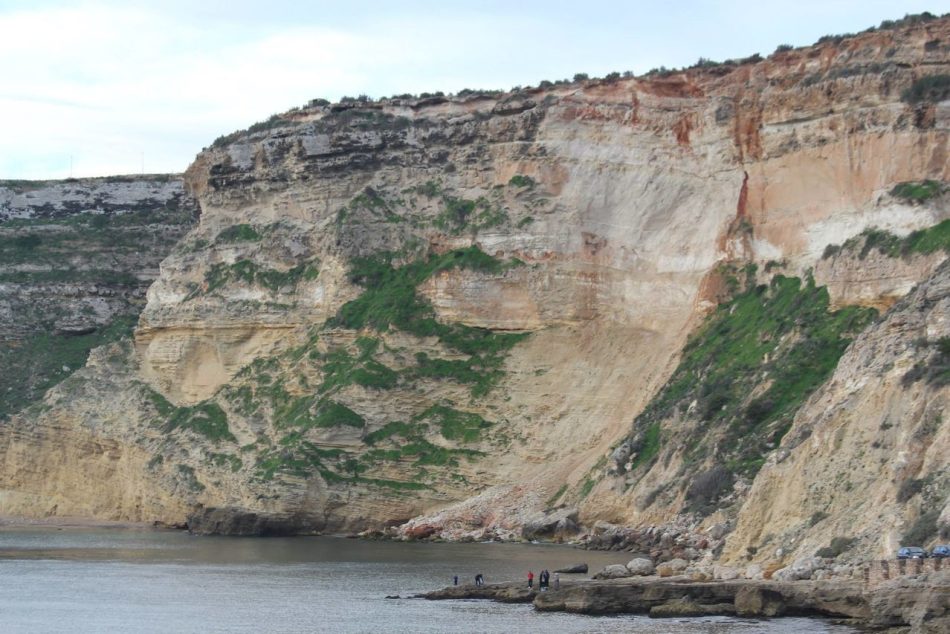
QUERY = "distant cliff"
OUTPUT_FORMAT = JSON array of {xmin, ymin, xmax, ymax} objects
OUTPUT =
[
  {"xmin": 0, "ymin": 176, "xmax": 196, "ymax": 419},
  {"xmin": 0, "ymin": 15, "xmax": 947, "ymax": 575}
]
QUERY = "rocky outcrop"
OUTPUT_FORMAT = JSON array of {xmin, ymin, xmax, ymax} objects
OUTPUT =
[
  {"xmin": 423, "ymin": 572, "xmax": 950, "ymax": 632},
  {"xmin": 0, "ymin": 16, "xmax": 948, "ymax": 552}
]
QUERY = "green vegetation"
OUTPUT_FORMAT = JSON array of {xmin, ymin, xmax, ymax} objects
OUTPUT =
[
  {"xmin": 0, "ymin": 316, "xmax": 137, "ymax": 421},
  {"xmin": 327, "ymin": 246, "xmax": 527, "ymax": 396},
  {"xmin": 318, "ymin": 342, "xmax": 398, "ymax": 392},
  {"xmin": 626, "ymin": 274, "xmax": 876, "ymax": 507},
  {"xmin": 578, "ymin": 477, "xmax": 596, "ymax": 498},
  {"xmin": 902, "ymin": 75, "xmax": 950, "ymax": 104},
  {"xmin": 208, "ymin": 452, "xmax": 243, "ymax": 472},
  {"xmin": 415, "ymin": 405, "xmax": 492, "ymax": 442},
  {"xmin": 508, "ymin": 175, "xmax": 536, "ymax": 188},
  {"xmin": 196, "ymin": 259, "xmax": 319, "ymax": 296},
  {"xmin": 363, "ymin": 421, "xmax": 414, "ymax": 445},
  {"xmin": 147, "ymin": 391, "xmax": 236, "ymax": 443},
  {"xmin": 815, "ymin": 536, "xmax": 855, "ymax": 559},
  {"xmin": 629, "ymin": 422, "xmax": 660, "ymax": 471},
  {"xmin": 216, "ymin": 224, "xmax": 262, "ymax": 242},
  {"xmin": 823, "ymin": 219, "xmax": 950, "ymax": 261},
  {"xmin": 890, "ymin": 180, "xmax": 945, "ymax": 203},
  {"xmin": 177, "ymin": 464, "xmax": 205, "ymax": 492},
  {"xmin": 546, "ymin": 484, "xmax": 568, "ymax": 507}
]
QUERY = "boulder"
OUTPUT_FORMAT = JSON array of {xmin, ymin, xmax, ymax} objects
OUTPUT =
[
  {"xmin": 656, "ymin": 558, "xmax": 688, "ymax": 577},
  {"xmin": 744, "ymin": 563, "xmax": 763, "ymax": 580},
  {"xmin": 405, "ymin": 524, "xmax": 438, "ymax": 540},
  {"xmin": 521, "ymin": 508, "xmax": 580, "ymax": 540},
  {"xmin": 713, "ymin": 565, "xmax": 740, "ymax": 581},
  {"xmin": 594, "ymin": 564, "xmax": 632, "ymax": 579},
  {"xmin": 626, "ymin": 558, "xmax": 655, "ymax": 576},
  {"xmin": 554, "ymin": 563, "xmax": 588, "ymax": 574},
  {"xmin": 772, "ymin": 556, "xmax": 824, "ymax": 581}
]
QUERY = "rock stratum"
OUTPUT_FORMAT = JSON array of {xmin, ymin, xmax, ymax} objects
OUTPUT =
[{"xmin": 1, "ymin": 15, "xmax": 949, "ymax": 575}]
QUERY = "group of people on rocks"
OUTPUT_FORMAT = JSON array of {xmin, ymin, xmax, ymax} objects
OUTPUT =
[
  {"xmin": 451, "ymin": 569, "xmax": 559, "ymax": 590},
  {"xmin": 527, "ymin": 569, "xmax": 557, "ymax": 590}
]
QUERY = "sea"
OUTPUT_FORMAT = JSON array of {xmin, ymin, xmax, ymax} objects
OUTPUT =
[{"xmin": 0, "ymin": 526, "xmax": 858, "ymax": 633}]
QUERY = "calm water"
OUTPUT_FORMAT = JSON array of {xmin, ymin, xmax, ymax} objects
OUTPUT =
[{"xmin": 0, "ymin": 527, "xmax": 856, "ymax": 633}]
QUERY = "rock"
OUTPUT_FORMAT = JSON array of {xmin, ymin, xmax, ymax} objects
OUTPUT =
[
  {"xmin": 554, "ymin": 563, "xmax": 588, "ymax": 574},
  {"xmin": 650, "ymin": 597, "xmax": 736, "ymax": 617},
  {"xmin": 714, "ymin": 565, "xmax": 740, "ymax": 581},
  {"xmin": 656, "ymin": 558, "xmax": 688, "ymax": 577},
  {"xmin": 707, "ymin": 523, "xmax": 730, "ymax": 540},
  {"xmin": 594, "ymin": 564, "xmax": 633, "ymax": 579},
  {"xmin": 772, "ymin": 556, "xmax": 824, "ymax": 582},
  {"xmin": 626, "ymin": 558, "xmax": 655, "ymax": 576},
  {"xmin": 734, "ymin": 586, "xmax": 786, "ymax": 617},
  {"xmin": 745, "ymin": 564, "xmax": 763, "ymax": 580},
  {"xmin": 521, "ymin": 508, "xmax": 579, "ymax": 540},
  {"xmin": 405, "ymin": 524, "xmax": 438, "ymax": 540},
  {"xmin": 186, "ymin": 507, "xmax": 317, "ymax": 536}
]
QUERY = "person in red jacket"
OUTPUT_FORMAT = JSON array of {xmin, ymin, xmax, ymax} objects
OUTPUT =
[{"xmin": 527, "ymin": 571, "xmax": 534, "ymax": 588}]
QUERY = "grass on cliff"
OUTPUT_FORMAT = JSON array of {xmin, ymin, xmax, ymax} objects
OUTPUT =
[
  {"xmin": 623, "ymin": 274, "xmax": 876, "ymax": 512},
  {"xmin": 0, "ymin": 316, "xmax": 137, "ymax": 421},
  {"xmin": 326, "ymin": 246, "xmax": 528, "ymax": 396},
  {"xmin": 147, "ymin": 390, "xmax": 236, "ymax": 443},
  {"xmin": 890, "ymin": 180, "xmax": 945, "ymax": 203},
  {"xmin": 198, "ymin": 259, "xmax": 319, "ymax": 295},
  {"xmin": 822, "ymin": 218, "xmax": 950, "ymax": 261}
]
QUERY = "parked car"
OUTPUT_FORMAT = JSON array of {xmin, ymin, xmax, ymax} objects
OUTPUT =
[
  {"xmin": 897, "ymin": 546, "xmax": 928, "ymax": 559},
  {"xmin": 931, "ymin": 545, "xmax": 950, "ymax": 558}
]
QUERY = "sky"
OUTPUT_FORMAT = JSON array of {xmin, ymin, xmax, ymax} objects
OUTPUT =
[{"xmin": 1, "ymin": 0, "xmax": 947, "ymax": 179}]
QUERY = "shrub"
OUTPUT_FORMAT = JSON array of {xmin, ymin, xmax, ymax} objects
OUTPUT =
[
  {"xmin": 508, "ymin": 174, "xmax": 535, "ymax": 188},
  {"xmin": 216, "ymin": 224, "xmax": 261, "ymax": 242},
  {"xmin": 903, "ymin": 509, "xmax": 940, "ymax": 545},
  {"xmin": 774, "ymin": 44, "xmax": 794, "ymax": 53},
  {"xmin": 897, "ymin": 478, "xmax": 925, "ymax": 503},
  {"xmin": 573, "ymin": 73, "xmax": 589, "ymax": 82},
  {"xmin": 815, "ymin": 536, "xmax": 856, "ymax": 558},
  {"xmin": 13, "ymin": 234, "xmax": 41, "ymax": 250},
  {"xmin": 685, "ymin": 465, "xmax": 734, "ymax": 512},
  {"xmin": 890, "ymin": 180, "xmax": 944, "ymax": 203},
  {"xmin": 809, "ymin": 510, "xmax": 829, "ymax": 526},
  {"xmin": 902, "ymin": 75, "xmax": 950, "ymax": 104}
]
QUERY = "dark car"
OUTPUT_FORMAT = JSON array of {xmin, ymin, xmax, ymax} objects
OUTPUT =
[
  {"xmin": 931, "ymin": 545, "xmax": 950, "ymax": 558},
  {"xmin": 897, "ymin": 546, "xmax": 928, "ymax": 559}
]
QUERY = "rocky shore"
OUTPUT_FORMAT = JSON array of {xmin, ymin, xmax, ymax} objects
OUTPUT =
[{"xmin": 419, "ymin": 571, "xmax": 949, "ymax": 632}]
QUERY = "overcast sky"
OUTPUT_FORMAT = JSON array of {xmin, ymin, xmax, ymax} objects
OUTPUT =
[{"xmin": 1, "ymin": 0, "xmax": 947, "ymax": 179}]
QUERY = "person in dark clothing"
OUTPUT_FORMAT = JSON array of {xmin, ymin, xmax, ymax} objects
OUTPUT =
[
  {"xmin": 474, "ymin": 573, "xmax": 484, "ymax": 586},
  {"xmin": 453, "ymin": 575, "xmax": 458, "ymax": 586}
]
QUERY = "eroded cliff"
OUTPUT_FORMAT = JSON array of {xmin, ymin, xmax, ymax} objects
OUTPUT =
[{"xmin": 0, "ymin": 15, "xmax": 948, "ymax": 570}]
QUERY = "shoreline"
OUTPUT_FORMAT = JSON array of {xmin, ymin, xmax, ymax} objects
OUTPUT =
[{"xmin": 418, "ymin": 573, "xmax": 949, "ymax": 633}]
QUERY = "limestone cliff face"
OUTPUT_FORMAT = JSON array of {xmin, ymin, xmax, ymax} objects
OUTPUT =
[{"xmin": 0, "ymin": 17, "xmax": 948, "ymax": 557}]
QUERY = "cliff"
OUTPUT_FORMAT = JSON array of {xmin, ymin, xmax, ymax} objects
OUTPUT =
[
  {"xmin": 0, "ymin": 14, "xmax": 948, "ymax": 574},
  {"xmin": 0, "ymin": 176, "xmax": 196, "ymax": 420}
]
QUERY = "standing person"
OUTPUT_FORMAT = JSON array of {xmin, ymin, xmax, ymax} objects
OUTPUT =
[
  {"xmin": 554, "ymin": 572, "xmax": 560, "ymax": 590},
  {"xmin": 453, "ymin": 575, "xmax": 458, "ymax": 586},
  {"xmin": 527, "ymin": 571, "xmax": 534, "ymax": 589},
  {"xmin": 475, "ymin": 573, "xmax": 484, "ymax": 586}
]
